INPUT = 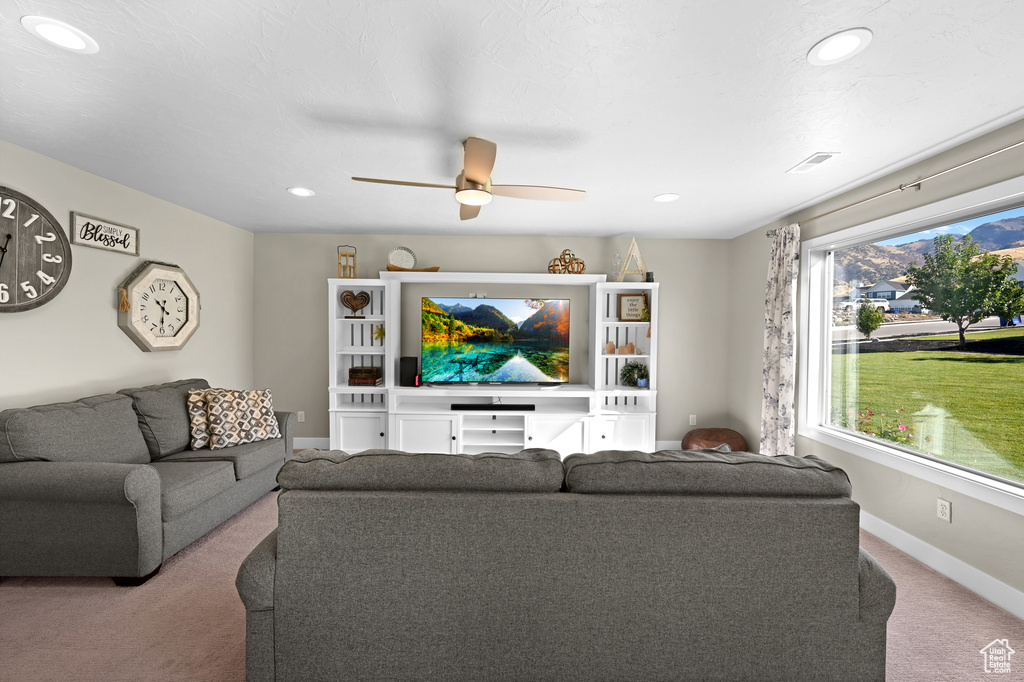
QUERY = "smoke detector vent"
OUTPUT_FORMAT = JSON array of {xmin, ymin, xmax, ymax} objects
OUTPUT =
[{"xmin": 787, "ymin": 152, "xmax": 839, "ymax": 174}]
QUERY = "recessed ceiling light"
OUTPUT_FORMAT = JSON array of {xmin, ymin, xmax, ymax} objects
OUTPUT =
[
  {"xmin": 21, "ymin": 16, "xmax": 99, "ymax": 54},
  {"xmin": 807, "ymin": 28, "xmax": 872, "ymax": 66},
  {"xmin": 653, "ymin": 193, "xmax": 680, "ymax": 203},
  {"xmin": 287, "ymin": 187, "xmax": 315, "ymax": 197}
]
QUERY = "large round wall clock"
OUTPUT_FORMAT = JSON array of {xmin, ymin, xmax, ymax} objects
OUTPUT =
[
  {"xmin": 0, "ymin": 186, "xmax": 73, "ymax": 313},
  {"xmin": 118, "ymin": 260, "xmax": 200, "ymax": 351}
]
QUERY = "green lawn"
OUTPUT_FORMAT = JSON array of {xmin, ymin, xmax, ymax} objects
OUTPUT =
[
  {"xmin": 831, "ymin": 349, "xmax": 1024, "ymax": 484},
  {"xmin": 927, "ymin": 327, "xmax": 1024, "ymax": 342}
]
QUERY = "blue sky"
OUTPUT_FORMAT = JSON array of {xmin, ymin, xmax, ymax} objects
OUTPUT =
[
  {"xmin": 426, "ymin": 297, "xmax": 564, "ymax": 325},
  {"xmin": 877, "ymin": 205, "xmax": 1024, "ymax": 246}
]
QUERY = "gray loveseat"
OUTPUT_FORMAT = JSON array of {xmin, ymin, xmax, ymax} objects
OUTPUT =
[
  {"xmin": 237, "ymin": 448, "xmax": 896, "ymax": 681},
  {"xmin": 0, "ymin": 378, "xmax": 295, "ymax": 584}
]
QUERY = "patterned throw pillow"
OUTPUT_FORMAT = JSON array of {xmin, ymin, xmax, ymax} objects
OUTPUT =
[
  {"xmin": 187, "ymin": 388, "xmax": 231, "ymax": 450},
  {"xmin": 206, "ymin": 389, "xmax": 281, "ymax": 451}
]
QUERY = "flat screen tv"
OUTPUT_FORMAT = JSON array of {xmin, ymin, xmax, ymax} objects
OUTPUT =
[{"xmin": 421, "ymin": 297, "xmax": 569, "ymax": 384}]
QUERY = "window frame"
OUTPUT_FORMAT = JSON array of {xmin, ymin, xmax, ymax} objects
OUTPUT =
[{"xmin": 798, "ymin": 174, "xmax": 1024, "ymax": 516}]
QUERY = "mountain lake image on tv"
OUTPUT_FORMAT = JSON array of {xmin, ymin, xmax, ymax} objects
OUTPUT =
[{"xmin": 421, "ymin": 297, "xmax": 569, "ymax": 383}]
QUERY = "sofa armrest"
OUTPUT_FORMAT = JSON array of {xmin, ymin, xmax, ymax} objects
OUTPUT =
[
  {"xmin": 237, "ymin": 529, "xmax": 278, "ymax": 612},
  {"xmin": 275, "ymin": 412, "xmax": 296, "ymax": 458},
  {"xmin": 858, "ymin": 548, "xmax": 897, "ymax": 623},
  {"xmin": 0, "ymin": 461, "xmax": 162, "ymax": 577},
  {"xmin": 0, "ymin": 461, "xmax": 160, "ymax": 504}
]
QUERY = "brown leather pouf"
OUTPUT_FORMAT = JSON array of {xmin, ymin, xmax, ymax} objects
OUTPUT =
[{"xmin": 681, "ymin": 427, "xmax": 748, "ymax": 452}]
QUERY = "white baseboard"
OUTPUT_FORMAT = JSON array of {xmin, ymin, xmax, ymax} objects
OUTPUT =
[
  {"xmin": 293, "ymin": 437, "xmax": 330, "ymax": 450},
  {"xmin": 860, "ymin": 511, "xmax": 1024, "ymax": 621}
]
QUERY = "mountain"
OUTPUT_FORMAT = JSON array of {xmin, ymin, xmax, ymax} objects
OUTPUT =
[
  {"xmin": 519, "ymin": 300, "xmax": 569, "ymax": 342},
  {"xmin": 833, "ymin": 216, "xmax": 1024, "ymax": 295},
  {"xmin": 434, "ymin": 302, "xmax": 473, "ymax": 316},
  {"xmin": 451, "ymin": 304, "xmax": 516, "ymax": 331}
]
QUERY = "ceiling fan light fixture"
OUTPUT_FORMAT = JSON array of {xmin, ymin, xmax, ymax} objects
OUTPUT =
[
  {"xmin": 21, "ymin": 16, "xmax": 99, "ymax": 53},
  {"xmin": 455, "ymin": 188, "xmax": 492, "ymax": 206},
  {"xmin": 807, "ymin": 28, "xmax": 872, "ymax": 66}
]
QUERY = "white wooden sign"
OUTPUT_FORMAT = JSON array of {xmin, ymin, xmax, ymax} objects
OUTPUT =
[{"xmin": 70, "ymin": 212, "xmax": 140, "ymax": 256}]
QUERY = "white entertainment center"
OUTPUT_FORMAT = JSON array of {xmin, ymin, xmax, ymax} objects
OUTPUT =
[{"xmin": 328, "ymin": 271, "xmax": 658, "ymax": 458}]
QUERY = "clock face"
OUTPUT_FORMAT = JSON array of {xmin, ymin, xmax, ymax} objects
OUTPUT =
[
  {"xmin": 118, "ymin": 261, "xmax": 200, "ymax": 351},
  {"xmin": 0, "ymin": 187, "xmax": 73, "ymax": 313},
  {"xmin": 137, "ymin": 278, "xmax": 189, "ymax": 337}
]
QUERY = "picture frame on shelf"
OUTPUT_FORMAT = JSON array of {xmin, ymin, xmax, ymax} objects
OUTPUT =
[{"xmin": 617, "ymin": 293, "xmax": 647, "ymax": 321}]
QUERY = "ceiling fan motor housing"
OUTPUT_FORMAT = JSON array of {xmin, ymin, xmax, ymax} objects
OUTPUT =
[{"xmin": 455, "ymin": 171, "xmax": 492, "ymax": 206}]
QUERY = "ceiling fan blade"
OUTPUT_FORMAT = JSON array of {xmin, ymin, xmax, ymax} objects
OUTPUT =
[
  {"xmin": 352, "ymin": 177, "xmax": 455, "ymax": 189},
  {"xmin": 460, "ymin": 204, "xmax": 481, "ymax": 221},
  {"xmin": 490, "ymin": 185, "xmax": 587, "ymax": 201},
  {"xmin": 463, "ymin": 137, "xmax": 497, "ymax": 185}
]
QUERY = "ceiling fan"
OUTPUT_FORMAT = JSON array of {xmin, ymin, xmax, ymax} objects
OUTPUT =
[{"xmin": 352, "ymin": 137, "xmax": 586, "ymax": 220}]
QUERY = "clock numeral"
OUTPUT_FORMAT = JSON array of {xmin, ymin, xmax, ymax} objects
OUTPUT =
[
  {"xmin": 1, "ymin": 199, "xmax": 15, "ymax": 220},
  {"xmin": 141, "ymin": 315, "xmax": 149, "ymax": 322},
  {"xmin": 20, "ymin": 282, "xmax": 38, "ymax": 299},
  {"xmin": 151, "ymin": 323, "xmax": 157, "ymax": 331},
  {"xmin": 141, "ymin": 292, "xmax": 149, "ymax": 301},
  {"xmin": 149, "ymin": 285, "xmax": 156, "ymax": 293},
  {"xmin": 42, "ymin": 253, "xmax": 62, "ymax": 263},
  {"xmin": 23, "ymin": 214, "xmax": 39, "ymax": 228},
  {"xmin": 0, "ymin": 283, "xmax": 8, "ymax": 303},
  {"xmin": 158, "ymin": 282, "xmax": 166, "ymax": 291},
  {"xmin": 34, "ymin": 232, "xmax": 57, "ymax": 245},
  {"xmin": 36, "ymin": 270, "xmax": 55, "ymax": 286},
  {"xmin": 159, "ymin": 327, "xmax": 166, "ymax": 335},
  {"xmin": 177, "ymin": 307, "xmax": 185, "ymax": 313}
]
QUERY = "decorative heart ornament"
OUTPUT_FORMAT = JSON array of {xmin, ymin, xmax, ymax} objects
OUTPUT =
[{"xmin": 341, "ymin": 290, "xmax": 371, "ymax": 317}]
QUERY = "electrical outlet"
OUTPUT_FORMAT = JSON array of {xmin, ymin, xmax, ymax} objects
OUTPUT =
[
  {"xmin": 689, "ymin": 415, "xmax": 697, "ymax": 426},
  {"xmin": 297, "ymin": 411, "xmax": 305, "ymax": 423},
  {"xmin": 936, "ymin": 498, "xmax": 951, "ymax": 523}
]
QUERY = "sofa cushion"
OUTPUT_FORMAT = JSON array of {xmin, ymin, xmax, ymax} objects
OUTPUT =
[
  {"xmin": 205, "ymin": 389, "xmax": 281, "ymax": 451},
  {"xmin": 278, "ymin": 448, "xmax": 564, "ymax": 492},
  {"xmin": 563, "ymin": 449, "xmax": 852, "ymax": 497},
  {"xmin": 159, "ymin": 438, "xmax": 286, "ymax": 480},
  {"xmin": 148, "ymin": 460, "xmax": 235, "ymax": 519},
  {"xmin": 0, "ymin": 394, "xmax": 150, "ymax": 464},
  {"xmin": 118, "ymin": 378, "xmax": 210, "ymax": 459}
]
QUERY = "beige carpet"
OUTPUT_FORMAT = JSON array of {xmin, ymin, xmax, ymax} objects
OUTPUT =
[{"xmin": 1, "ymin": 492, "xmax": 1022, "ymax": 681}]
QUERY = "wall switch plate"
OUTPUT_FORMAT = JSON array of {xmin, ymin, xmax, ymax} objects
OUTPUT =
[
  {"xmin": 936, "ymin": 498, "xmax": 951, "ymax": 523},
  {"xmin": 297, "ymin": 411, "xmax": 305, "ymax": 423},
  {"xmin": 689, "ymin": 415, "xmax": 697, "ymax": 426}
]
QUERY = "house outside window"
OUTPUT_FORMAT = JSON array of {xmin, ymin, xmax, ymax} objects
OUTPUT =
[{"xmin": 800, "ymin": 176, "xmax": 1024, "ymax": 513}]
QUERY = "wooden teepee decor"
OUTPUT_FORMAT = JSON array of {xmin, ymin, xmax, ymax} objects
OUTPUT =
[{"xmin": 617, "ymin": 238, "xmax": 648, "ymax": 282}]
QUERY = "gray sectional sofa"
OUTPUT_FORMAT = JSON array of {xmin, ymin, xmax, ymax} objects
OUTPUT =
[
  {"xmin": 237, "ymin": 447, "xmax": 896, "ymax": 682},
  {"xmin": 0, "ymin": 378, "xmax": 295, "ymax": 584}
]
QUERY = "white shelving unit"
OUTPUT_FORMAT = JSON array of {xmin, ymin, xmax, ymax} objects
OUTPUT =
[
  {"xmin": 328, "ymin": 272, "xmax": 658, "ymax": 457},
  {"xmin": 328, "ymin": 280, "xmax": 388, "ymax": 451}
]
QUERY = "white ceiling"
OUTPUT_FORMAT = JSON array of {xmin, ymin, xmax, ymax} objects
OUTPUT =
[{"xmin": 3, "ymin": 0, "xmax": 1024, "ymax": 239}]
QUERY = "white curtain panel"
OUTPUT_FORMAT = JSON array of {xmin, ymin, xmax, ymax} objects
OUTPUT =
[{"xmin": 760, "ymin": 223, "xmax": 800, "ymax": 457}]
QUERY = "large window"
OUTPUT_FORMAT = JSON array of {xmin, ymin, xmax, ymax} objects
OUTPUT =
[{"xmin": 800, "ymin": 177, "xmax": 1024, "ymax": 508}]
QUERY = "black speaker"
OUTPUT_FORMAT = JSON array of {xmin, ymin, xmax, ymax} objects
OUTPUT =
[{"xmin": 400, "ymin": 356, "xmax": 419, "ymax": 387}]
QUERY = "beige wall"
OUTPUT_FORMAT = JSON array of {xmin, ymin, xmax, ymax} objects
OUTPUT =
[
  {"xmin": 253, "ymin": 233, "xmax": 735, "ymax": 445},
  {"xmin": 0, "ymin": 141, "xmax": 255, "ymax": 410},
  {"xmin": 729, "ymin": 118, "xmax": 1024, "ymax": 592}
]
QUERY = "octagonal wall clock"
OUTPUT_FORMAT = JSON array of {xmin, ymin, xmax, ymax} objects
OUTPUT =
[
  {"xmin": 118, "ymin": 260, "xmax": 200, "ymax": 351},
  {"xmin": 0, "ymin": 186, "xmax": 73, "ymax": 312}
]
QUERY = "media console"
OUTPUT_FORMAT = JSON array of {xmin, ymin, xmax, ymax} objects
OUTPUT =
[{"xmin": 327, "ymin": 271, "xmax": 658, "ymax": 458}]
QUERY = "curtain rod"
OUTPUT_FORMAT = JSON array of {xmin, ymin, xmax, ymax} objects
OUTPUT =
[{"xmin": 766, "ymin": 136, "xmax": 1024, "ymax": 238}]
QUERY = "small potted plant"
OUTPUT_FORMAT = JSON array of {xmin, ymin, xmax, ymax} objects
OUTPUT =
[{"xmin": 619, "ymin": 361, "xmax": 650, "ymax": 388}]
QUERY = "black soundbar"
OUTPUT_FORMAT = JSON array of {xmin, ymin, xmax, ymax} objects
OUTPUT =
[{"xmin": 451, "ymin": 403, "xmax": 536, "ymax": 411}]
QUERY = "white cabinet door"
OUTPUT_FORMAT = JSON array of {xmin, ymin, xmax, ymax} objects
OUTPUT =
[
  {"xmin": 334, "ymin": 412, "xmax": 386, "ymax": 452},
  {"xmin": 393, "ymin": 415, "xmax": 458, "ymax": 453},
  {"xmin": 589, "ymin": 414, "xmax": 653, "ymax": 452},
  {"xmin": 526, "ymin": 415, "xmax": 587, "ymax": 458}
]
